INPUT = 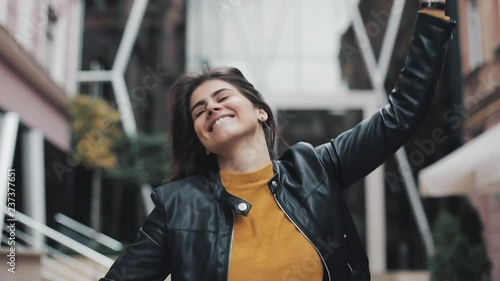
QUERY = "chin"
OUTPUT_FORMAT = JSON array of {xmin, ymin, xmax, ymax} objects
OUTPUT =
[{"xmin": 208, "ymin": 127, "xmax": 246, "ymax": 150}]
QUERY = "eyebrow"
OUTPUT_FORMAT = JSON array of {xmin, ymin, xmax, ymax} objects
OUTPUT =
[{"xmin": 190, "ymin": 88, "xmax": 230, "ymax": 113}]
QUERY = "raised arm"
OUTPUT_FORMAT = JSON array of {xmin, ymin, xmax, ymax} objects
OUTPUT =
[
  {"xmin": 315, "ymin": 11, "xmax": 456, "ymax": 190},
  {"xmin": 100, "ymin": 192, "xmax": 170, "ymax": 281}
]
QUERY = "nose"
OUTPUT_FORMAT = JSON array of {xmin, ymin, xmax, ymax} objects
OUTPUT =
[{"xmin": 206, "ymin": 102, "xmax": 221, "ymax": 116}]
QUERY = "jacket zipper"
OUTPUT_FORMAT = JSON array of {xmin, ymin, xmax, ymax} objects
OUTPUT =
[
  {"xmin": 227, "ymin": 212, "xmax": 235, "ymax": 281},
  {"xmin": 273, "ymin": 194, "xmax": 332, "ymax": 281},
  {"xmin": 347, "ymin": 262, "xmax": 354, "ymax": 273}
]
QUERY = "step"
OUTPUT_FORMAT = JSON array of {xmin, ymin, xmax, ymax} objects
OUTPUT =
[
  {"xmin": 372, "ymin": 271, "xmax": 430, "ymax": 281},
  {"xmin": 0, "ymin": 247, "xmax": 43, "ymax": 281}
]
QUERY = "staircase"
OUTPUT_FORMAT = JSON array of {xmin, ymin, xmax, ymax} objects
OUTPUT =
[{"xmin": 1, "ymin": 209, "xmax": 112, "ymax": 281}]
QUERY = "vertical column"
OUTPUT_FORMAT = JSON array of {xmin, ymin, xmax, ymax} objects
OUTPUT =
[
  {"xmin": 0, "ymin": 112, "xmax": 19, "ymax": 233},
  {"xmin": 476, "ymin": 0, "xmax": 494, "ymax": 62},
  {"xmin": 365, "ymin": 166, "xmax": 386, "ymax": 273},
  {"xmin": 364, "ymin": 105, "xmax": 387, "ymax": 273},
  {"xmin": 22, "ymin": 128, "xmax": 46, "ymax": 251}
]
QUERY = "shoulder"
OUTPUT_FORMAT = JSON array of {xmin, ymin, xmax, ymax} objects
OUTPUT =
[
  {"xmin": 281, "ymin": 141, "xmax": 314, "ymax": 155},
  {"xmin": 280, "ymin": 141, "xmax": 320, "ymax": 162},
  {"xmin": 279, "ymin": 141, "xmax": 327, "ymax": 176},
  {"xmin": 151, "ymin": 175, "xmax": 222, "ymax": 232},
  {"xmin": 152, "ymin": 174, "xmax": 216, "ymax": 206}
]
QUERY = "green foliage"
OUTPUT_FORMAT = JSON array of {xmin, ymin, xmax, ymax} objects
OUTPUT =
[
  {"xmin": 69, "ymin": 95, "xmax": 123, "ymax": 169},
  {"xmin": 105, "ymin": 133, "xmax": 171, "ymax": 186},
  {"xmin": 430, "ymin": 210, "xmax": 491, "ymax": 281},
  {"xmin": 69, "ymin": 95, "xmax": 171, "ymax": 186}
]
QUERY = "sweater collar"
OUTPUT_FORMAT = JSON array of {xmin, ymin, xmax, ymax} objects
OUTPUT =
[
  {"xmin": 210, "ymin": 161, "xmax": 282, "ymax": 216},
  {"xmin": 219, "ymin": 162, "xmax": 274, "ymax": 188}
]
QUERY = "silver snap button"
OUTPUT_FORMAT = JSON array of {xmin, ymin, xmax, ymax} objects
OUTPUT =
[
  {"xmin": 271, "ymin": 180, "xmax": 278, "ymax": 187},
  {"xmin": 344, "ymin": 234, "xmax": 347, "ymax": 239},
  {"xmin": 237, "ymin": 203, "xmax": 248, "ymax": 212}
]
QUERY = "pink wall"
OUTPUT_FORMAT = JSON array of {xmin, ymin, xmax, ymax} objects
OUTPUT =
[
  {"xmin": 0, "ymin": 0, "xmax": 83, "ymax": 152},
  {"xmin": 2, "ymin": 0, "xmax": 80, "ymax": 94},
  {"xmin": 0, "ymin": 58, "xmax": 70, "ymax": 151}
]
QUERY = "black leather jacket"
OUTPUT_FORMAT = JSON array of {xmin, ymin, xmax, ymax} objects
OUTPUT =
[{"xmin": 101, "ymin": 13, "xmax": 455, "ymax": 281}]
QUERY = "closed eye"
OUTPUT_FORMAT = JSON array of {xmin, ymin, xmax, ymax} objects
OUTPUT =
[
  {"xmin": 193, "ymin": 94, "xmax": 229, "ymax": 118},
  {"xmin": 195, "ymin": 109, "xmax": 206, "ymax": 117},
  {"xmin": 218, "ymin": 96, "xmax": 229, "ymax": 102}
]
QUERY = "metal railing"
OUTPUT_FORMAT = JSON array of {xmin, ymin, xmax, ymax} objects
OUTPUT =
[
  {"xmin": 54, "ymin": 213, "xmax": 123, "ymax": 252},
  {"xmin": 2, "ymin": 207, "xmax": 113, "ymax": 280}
]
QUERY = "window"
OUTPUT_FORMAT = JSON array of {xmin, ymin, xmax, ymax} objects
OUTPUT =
[
  {"xmin": 0, "ymin": 0, "xmax": 7, "ymax": 25},
  {"xmin": 96, "ymin": 0, "xmax": 109, "ymax": 11},
  {"xmin": 496, "ymin": 0, "xmax": 500, "ymax": 53},
  {"xmin": 51, "ymin": 5, "xmax": 69, "ymax": 85},
  {"xmin": 44, "ymin": 5, "xmax": 58, "ymax": 72},
  {"xmin": 16, "ymin": 0, "xmax": 36, "ymax": 51},
  {"xmin": 467, "ymin": 0, "xmax": 484, "ymax": 69}
]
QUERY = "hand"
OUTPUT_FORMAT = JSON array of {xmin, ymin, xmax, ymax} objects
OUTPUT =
[{"xmin": 419, "ymin": 0, "xmax": 447, "ymax": 16}]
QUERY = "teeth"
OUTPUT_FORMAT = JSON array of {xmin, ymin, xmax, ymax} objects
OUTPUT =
[{"xmin": 211, "ymin": 116, "xmax": 232, "ymax": 131}]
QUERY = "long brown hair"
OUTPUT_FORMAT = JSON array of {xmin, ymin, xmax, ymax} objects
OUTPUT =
[{"xmin": 166, "ymin": 67, "xmax": 287, "ymax": 182}]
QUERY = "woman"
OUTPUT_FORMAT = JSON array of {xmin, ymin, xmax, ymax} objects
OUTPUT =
[{"xmin": 100, "ymin": 2, "xmax": 455, "ymax": 281}]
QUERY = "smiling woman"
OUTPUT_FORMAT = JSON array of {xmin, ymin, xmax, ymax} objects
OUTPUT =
[
  {"xmin": 100, "ymin": 3, "xmax": 456, "ymax": 281},
  {"xmin": 166, "ymin": 67, "xmax": 286, "ymax": 181}
]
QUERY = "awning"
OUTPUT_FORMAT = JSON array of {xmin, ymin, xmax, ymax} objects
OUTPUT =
[{"xmin": 419, "ymin": 123, "xmax": 500, "ymax": 197}]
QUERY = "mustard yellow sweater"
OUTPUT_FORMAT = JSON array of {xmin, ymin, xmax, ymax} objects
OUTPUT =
[{"xmin": 220, "ymin": 162, "xmax": 323, "ymax": 281}]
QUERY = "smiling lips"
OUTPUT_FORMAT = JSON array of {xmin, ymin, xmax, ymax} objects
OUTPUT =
[{"xmin": 208, "ymin": 115, "xmax": 235, "ymax": 132}]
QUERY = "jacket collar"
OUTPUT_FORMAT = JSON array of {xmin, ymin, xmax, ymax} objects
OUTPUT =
[
  {"xmin": 208, "ymin": 170, "xmax": 252, "ymax": 216},
  {"xmin": 208, "ymin": 160, "xmax": 283, "ymax": 216}
]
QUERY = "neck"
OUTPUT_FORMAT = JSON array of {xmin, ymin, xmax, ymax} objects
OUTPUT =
[{"xmin": 217, "ymin": 134, "xmax": 271, "ymax": 173}]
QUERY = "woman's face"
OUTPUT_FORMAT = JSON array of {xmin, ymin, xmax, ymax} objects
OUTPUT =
[{"xmin": 190, "ymin": 79, "xmax": 265, "ymax": 155}]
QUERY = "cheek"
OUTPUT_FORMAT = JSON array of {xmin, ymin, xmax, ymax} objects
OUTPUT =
[
  {"xmin": 235, "ymin": 100, "xmax": 258, "ymax": 119},
  {"xmin": 193, "ymin": 120, "xmax": 203, "ymax": 136},
  {"xmin": 193, "ymin": 120, "xmax": 209, "ymax": 144}
]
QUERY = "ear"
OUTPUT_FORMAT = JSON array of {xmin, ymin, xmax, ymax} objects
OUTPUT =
[{"xmin": 256, "ymin": 109, "xmax": 268, "ymax": 122}]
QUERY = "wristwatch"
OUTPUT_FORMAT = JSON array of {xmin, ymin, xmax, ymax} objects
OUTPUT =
[{"xmin": 419, "ymin": 1, "xmax": 446, "ymax": 10}]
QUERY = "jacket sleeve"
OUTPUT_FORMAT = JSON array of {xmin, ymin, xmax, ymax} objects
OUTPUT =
[
  {"xmin": 99, "ymin": 192, "xmax": 170, "ymax": 281},
  {"xmin": 315, "ymin": 12, "xmax": 456, "ymax": 190}
]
